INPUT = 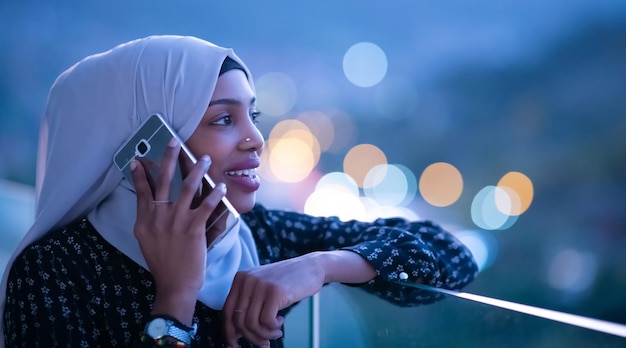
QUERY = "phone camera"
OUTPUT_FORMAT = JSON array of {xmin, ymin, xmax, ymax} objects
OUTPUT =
[{"xmin": 135, "ymin": 139, "xmax": 151, "ymax": 157}]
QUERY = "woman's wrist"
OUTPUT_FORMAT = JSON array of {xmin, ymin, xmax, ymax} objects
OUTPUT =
[
  {"xmin": 151, "ymin": 289, "xmax": 199, "ymax": 326},
  {"xmin": 311, "ymin": 250, "xmax": 377, "ymax": 284}
]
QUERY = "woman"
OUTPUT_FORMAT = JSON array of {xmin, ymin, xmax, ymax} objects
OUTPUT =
[{"xmin": 0, "ymin": 35, "xmax": 478, "ymax": 347}]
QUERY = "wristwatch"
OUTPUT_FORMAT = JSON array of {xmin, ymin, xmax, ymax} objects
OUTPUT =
[{"xmin": 144, "ymin": 315, "xmax": 198, "ymax": 345}]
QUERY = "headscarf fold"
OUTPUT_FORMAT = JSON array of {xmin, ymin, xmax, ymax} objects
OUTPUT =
[{"xmin": 0, "ymin": 36, "xmax": 260, "ymax": 346}]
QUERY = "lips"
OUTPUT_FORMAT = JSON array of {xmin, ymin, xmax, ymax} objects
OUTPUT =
[{"xmin": 224, "ymin": 166, "xmax": 260, "ymax": 192}]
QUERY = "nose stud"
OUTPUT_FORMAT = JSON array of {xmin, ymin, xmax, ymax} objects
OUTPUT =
[{"xmin": 245, "ymin": 137, "xmax": 251, "ymax": 142}]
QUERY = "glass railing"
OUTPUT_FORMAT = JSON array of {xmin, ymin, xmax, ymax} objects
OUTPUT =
[{"xmin": 285, "ymin": 283, "xmax": 626, "ymax": 348}]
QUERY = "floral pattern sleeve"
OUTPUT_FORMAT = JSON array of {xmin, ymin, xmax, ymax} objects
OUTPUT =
[{"xmin": 242, "ymin": 204, "xmax": 479, "ymax": 306}]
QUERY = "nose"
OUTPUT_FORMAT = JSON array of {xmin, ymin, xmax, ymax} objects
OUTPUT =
[{"xmin": 240, "ymin": 123, "xmax": 264, "ymax": 153}]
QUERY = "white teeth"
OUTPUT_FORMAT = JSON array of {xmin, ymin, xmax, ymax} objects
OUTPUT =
[{"xmin": 226, "ymin": 168, "xmax": 257, "ymax": 177}]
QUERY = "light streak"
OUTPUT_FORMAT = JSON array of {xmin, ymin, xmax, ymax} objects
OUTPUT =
[{"xmin": 396, "ymin": 282, "xmax": 626, "ymax": 338}]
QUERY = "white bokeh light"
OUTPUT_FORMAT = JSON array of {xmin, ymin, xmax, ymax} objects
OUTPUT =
[
  {"xmin": 255, "ymin": 72, "xmax": 297, "ymax": 117},
  {"xmin": 343, "ymin": 42, "xmax": 388, "ymax": 88},
  {"xmin": 360, "ymin": 197, "xmax": 420, "ymax": 221},
  {"xmin": 304, "ymin": 187, "xmax": 366, "ymax": 221},
  {"xmin": 471, "ymin": 186, "xmax": 518, "ymax": 230},
  {"xmin": 363, "ymin": 164, "xmax": 417, "ymax": 207},
  {"xmin": 316, "ymin": 172, "xmax": 360, "ymax": 197},
  {"xmin": 306, "ymin": 172, "xmax": 363, "ymax": 221}
]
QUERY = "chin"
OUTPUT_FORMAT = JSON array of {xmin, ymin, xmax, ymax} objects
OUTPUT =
[{"xmin": 228, "ymin": 193, "xmax": 256, "ymax": 214}]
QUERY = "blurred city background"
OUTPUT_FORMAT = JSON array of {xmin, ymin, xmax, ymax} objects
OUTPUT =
[{"xmin": 1, "ymin": 0, "xmax": 625, "ymax": 346}]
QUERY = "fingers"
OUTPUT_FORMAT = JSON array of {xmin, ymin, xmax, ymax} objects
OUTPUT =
[
  {"xmin": 193, "ymin": 183, "xmax": 226, "ymax": 229},
  {"xmin": 175, "ymin": 155, "xmax": 227, "ymax": 226},
  {"xmin": 130, "ymin": 159, "xmax": 152, "ymax": 213},
  {"xmin": 224, "ymin": 273, "xmax": 284, "ymax": 347},
  {"xmin": 242, "ymin": 289, "xmax": 283, "ymax": 343},
  {"xmin": 258, "ymin": 296, "xmax": 283, "ymax": 330},
  {"xmin": 154, "ymin": 137, "xmax": 181, "ymax": 202},
  {"xmin": 178, "ymin": 155, "xmax": 211, "ymax": 204}
]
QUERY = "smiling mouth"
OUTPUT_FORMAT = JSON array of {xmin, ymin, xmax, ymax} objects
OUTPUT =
[{"xmin": 226, "ymin": 168, "xmax": 258, "ymax": 178}]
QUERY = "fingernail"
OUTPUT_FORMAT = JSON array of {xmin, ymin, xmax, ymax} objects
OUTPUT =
[
  {"xmin": 168, "ymin": 137, "xmax": 179, "ymax": 147},
  {"xmin": 130, "ymin": 159, "xmax": 137, "ymax": 171},
  {"xmin": 200, "ymin": 156, "xmax": 211, "ymax": 170},
  {"xmin": 218, "ymin": 183, "xmax": 227, "ymax": 193}
]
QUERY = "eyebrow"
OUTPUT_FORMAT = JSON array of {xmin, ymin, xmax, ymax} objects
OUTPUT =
[{"xmin": 208, "ymin": 97, "xmax": 256, "ymax": 107}]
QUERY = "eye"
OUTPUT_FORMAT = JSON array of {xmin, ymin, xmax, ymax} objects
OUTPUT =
[
  {"xmin": 212, "ymin": 115, "xmax": 232, "ymax": 126},
  {"xmin": 250, "ymin": 111, "xmax": 261, "ymax": 124}
]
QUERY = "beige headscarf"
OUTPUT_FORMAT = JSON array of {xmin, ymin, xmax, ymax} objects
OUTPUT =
[{"xmin": 0, "ymin": 35, "xmax": 260, "ymax": 346}]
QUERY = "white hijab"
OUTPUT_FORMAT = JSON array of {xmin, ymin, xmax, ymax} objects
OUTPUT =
[{"xmin": 0, "ymin": 35, "xmax": 260, "ymax": 346}]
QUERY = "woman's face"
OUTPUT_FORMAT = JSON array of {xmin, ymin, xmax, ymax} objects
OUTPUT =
[{"xmin": 185, "ymin": 69, "xmax": 264, "ymax": 214}]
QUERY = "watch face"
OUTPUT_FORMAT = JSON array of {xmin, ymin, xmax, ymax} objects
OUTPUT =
[{"xmin": 147, "ymin": 318, "xmax": 168, "ymax": 338}]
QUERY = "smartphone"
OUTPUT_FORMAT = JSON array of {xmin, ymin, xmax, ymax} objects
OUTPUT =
[{"xmin": 113, "ymin": 113, "xmax": 240, "ymax": 250}]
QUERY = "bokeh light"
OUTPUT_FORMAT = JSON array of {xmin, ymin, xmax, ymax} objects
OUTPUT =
[
  {"xmin": 471, "ymin": 186, "xmax": 519, "ymax": 230},
  {"xmin": 455, "ymin": 230, "xmax": 498, "ymax": 272},
  {"xmin": 260, "ymin": 119, "xmax": 322, "ymax": 183},
  {"xmin": 269, "ymin": 119, "xmax": 310, "ymax": 139},
  {"xmin": 343, "ymin": 42, "xmax": 388, "ymax": 88},
  {"xmin": 257, "ymin": 141, "xmax": 280, "ymax": 183},
  {"xmin": 363, "ymin": 164, "xmax": 417, "ymax": 207},
  {"xmin": 255, "ymin": 72, "xmax": 297, "ymax": 117},
  {"xmin": 325, "ymin": 110, "xmax": 357, "ymax": 154},
  {"xmin": 268, "ymin": 137, "xmax": 316, "ymax": 183},
  {"xmin": 547, "ymin": 249, "xmax": 598, "ymax": 293},
  {"xmin": 304, "ymin": 187, "xmax": 366, "ymax": 221},
  {"xmin": 494, "ymin": 185, "xmax": 522, "ymax": 217},
  {"xmin": 360, "ymin": 197, "xmax": 420, "ymax": 221},
  {"xmin": 497, "ymin": 171, "xmax": 534, "ymax": 215},
  {"xmin": 316, "ymin": 172, "xmax": 360, "ymax": 197},
  {"xmin": 304, "ymin": 169, "xmax": 421, "ymax": 222},
  {"xmin": 418, "ymin": 162, "xmax": 463, "ymax": 207},
  {"xmin": 296, "ymin": 111, "xmax": 335, "ymax": 151},
  {"xmin": 396, "ymin": 164, "xmax": 419, "ymax": 206},
  {"xmin": 343, "ymin": 144, "xmax": 387, "ymax": 188}
]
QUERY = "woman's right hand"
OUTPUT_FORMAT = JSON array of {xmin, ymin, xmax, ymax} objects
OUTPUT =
[{"xmin": 131, "ymin": 137, "xmax": 226, "ymax": 325}]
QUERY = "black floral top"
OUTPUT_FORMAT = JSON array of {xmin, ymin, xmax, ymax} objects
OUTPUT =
[{"xmin": 3, "ymin": 204, "xmax": 478, "ymax": 347}]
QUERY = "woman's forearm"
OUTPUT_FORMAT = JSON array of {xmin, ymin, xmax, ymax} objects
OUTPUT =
[{"xmin": 312, "ymin": 250, "xmax": 377, "ymax": 284}]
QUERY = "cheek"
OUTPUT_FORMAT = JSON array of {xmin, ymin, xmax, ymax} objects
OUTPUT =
[
  {"xmin": 185, "ymin": 131, "xmax": 236, "ymax": 181},
  {"xmin": 207, "ymin": 166, "xmax": 223, "ymax": 184},
  {"xmin": 186, "ymin": 138, "xmax": 224, "ymax": 165}
]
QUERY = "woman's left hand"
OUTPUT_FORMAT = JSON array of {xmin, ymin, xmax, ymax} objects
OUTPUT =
[{"xmin": 222, "ymin": 253, "xmax": 326, "ymax": 347}]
